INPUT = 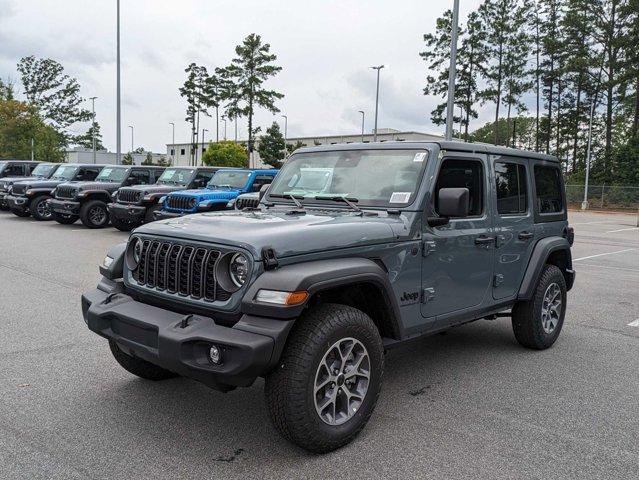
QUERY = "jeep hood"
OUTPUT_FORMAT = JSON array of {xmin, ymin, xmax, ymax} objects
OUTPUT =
[
  {"xmin": 0, "ymin": 175, "xmax": 46, "ymax": 187},
  {"xmin": 120, "ymin": 184, "xmax": 183, "ymax": 195},
  {"xmin": 136, "ymin": 209, "xmax": 411, "ymax": 259},
  {"xmin": 16, "ymin": 178, "xmax": 66, "ymax": 189},
  {"xmin": 62, "ymin": 181, "xmax": 118, "ymax": 192},
  {"xmin": 169, "ymin": 188, "xmax": 241, "ymax": 202}
]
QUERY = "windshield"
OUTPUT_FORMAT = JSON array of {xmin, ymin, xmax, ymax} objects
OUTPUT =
[
  {"xmin": 0, "ymin": 162, "xmax": 6, "ymax": 174},
  {"xmin": 31, "ymin": 163, "xmax": 57, "ymax": 177},
  {"xmin": 157, "ymin": 168, "xmax": 195, "ymax": 185},
  {"xmin": 208, "ymin": 170, "xmax": 251, "ymax": 189},
  {"xmin": 267, "ymin": 149, "xmax": 429, "ymax": 207},
  {"xmin": 96, "ymin": 167, "xmax": 130, "ymax": 183},
  {"xmin": 52, "ymin": 165, "xmax": 79, "ymax": 180}
]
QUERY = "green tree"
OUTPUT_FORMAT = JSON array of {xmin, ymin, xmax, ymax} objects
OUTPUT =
[
  {"xmin": 0, "ymin": 78, "xmax": 16, "ymax": 100},
  {"xmin": 122, "ymin": 153, "xmax": 133, "ymax": 165},
  {"xmin": 202, "ymin": 141, "xmax": 248, "ymax": 168},
  {"xmin": 73, "ymin": 121, "xmax": 104, "ymax": 150},
  {"xmin": 286, "ymin": 140, "xmax": 305, "ymax": 154},
  {"xmin": 258, "ymin": 122, "xmax": 286, "ymax": 168},
  {"xmin": 16, "ymin": 56, "xmax": 92, "ymax": 143},
  {"xmin": 142, "ymin": 152, "xmax": 154, "ymax": 165},
  {"xmin": 217, "ymin": 33, "xmax": 284, "ymax": 159},
  {"xmin": 179, "ymin": 63, "xmax": 209, "ymax": 165}
]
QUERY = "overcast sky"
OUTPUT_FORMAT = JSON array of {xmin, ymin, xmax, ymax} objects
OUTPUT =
[{"xmin": 0, "ymin": 0, "xmax": 487, "ymax": 153}]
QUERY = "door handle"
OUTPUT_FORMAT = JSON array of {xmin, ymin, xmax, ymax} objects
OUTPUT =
[
  {"xmin": 518, "ymin": 231, "xmax": 534, "ymax": 240},
  {"xmin": 474, "ymin": 235, "xmax": 496, "ymax": 245}
]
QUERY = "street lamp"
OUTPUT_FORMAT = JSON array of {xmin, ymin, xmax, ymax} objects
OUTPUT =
[
  {"xmin": 222, "ymin": 116, "xmax": 227, "ymax": 140},
  {"xmin": 370, "ymin": 65, "xmax": 385, "ymax": 142},
  {"xmin": 358, "ymin": 110, "xmax": 365, "ymax": 143},
  {"xmin": 128, "ymin": 125, "xmax": 134, "ymax": 153},
  {"xmin": 89, "ymin": 96, "xmax": 97, "ymax": 164},
  {"xmin": 445, "ymin": 0, "xmax": 460, "ymax": 141},
  {"xmin": 116, "ymin": 0, "xmax": 121, "ymax": 164},
  {"xmin": 169, "ymin": 122, "xmax": 175, "ymax": 165},
  {"xmin": 202, "ymin": 128, "xmax": 208, "ymax": 165},
  {"xmin": 281, "ymin": 114, "xmax": 288, "ymax": 156}
]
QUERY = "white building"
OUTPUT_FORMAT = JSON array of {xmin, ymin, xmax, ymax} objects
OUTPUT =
[
  {"xmin": 166, "ymin": 128, "xmax": 444, "ymax": 168},
  {"xmin": 64, "ymin": 147, "xmax": 168, "ymax": 166}
]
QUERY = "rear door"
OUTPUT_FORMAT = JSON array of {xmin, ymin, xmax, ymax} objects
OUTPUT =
[
  {"xmin": 421, "ymin": 153, "xmax": 495, "ymax": 318},
  {"xmin": 491, "ymin": 156, "xmax": 535, "ymax": 299}
]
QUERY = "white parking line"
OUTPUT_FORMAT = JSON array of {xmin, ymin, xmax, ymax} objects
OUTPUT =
[
  {"xmin": 573, "ymin": 249, "xmax": 635, "ymax": 262},
  {"xmin": 606, "ymin": 227, "xmax": 639, "ymax": 233},
  {"xmin": 627, "ymin": 319, "xmax": 639, "ymax": 327}
]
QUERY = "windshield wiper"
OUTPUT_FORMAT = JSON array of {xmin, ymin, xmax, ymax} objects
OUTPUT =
[
  {"xmin": 269, "ymin": 193, "xmax": 306, "ymax": 211},
  {"xmin": 314, "ymin": 195, "xmax": 362, "ymax": 213}
]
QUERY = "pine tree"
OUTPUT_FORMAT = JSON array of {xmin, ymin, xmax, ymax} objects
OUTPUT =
[
  {"xmin": 258, "ymin": 122, "xmax": 286, "ymax": 168},
  {"xmin": 73, "ymin": 121, "xmax": 104, "ymax": 150},
  {"xmin": 179, "ymin": 63, "xmax": 209, "ymax": 165},
  {"xmin": 217, "ymin": 34, "xmax": 284, "ymax": 160}
]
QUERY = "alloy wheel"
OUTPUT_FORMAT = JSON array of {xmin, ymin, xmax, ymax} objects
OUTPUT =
[{"xmin": 541, "ymin": 282, "xmax": 562, "ymax": 334}]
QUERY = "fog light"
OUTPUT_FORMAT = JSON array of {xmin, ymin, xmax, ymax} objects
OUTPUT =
[
  {"xmin": 103, "ymin": 255, "xmax": 114, "ymax": 268},
  {"xmin": 209, "ymin": 345, "xmax": 222, "ymax": 364}
]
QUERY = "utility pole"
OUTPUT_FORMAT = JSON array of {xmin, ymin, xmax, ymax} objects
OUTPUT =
[
  {"xmin": 234, "ymin": 116, "xmax": 238, "ymax": 142},
  {"xmin": 371, "ymin": 65, "xmax": 384, "ymax": 142},
  {"xmin": 358, "ymin": 110, "xmax": 365, "ymax": 142},
  {"xmin": 128, "ymin": 125, "xmax": 134, "ymax": 153},
  {"xmin": 222, "ymin": 116, "xmax": 227, "ymax": 141},
  {"xmin": 31, "ymin": 138, "xmax": 34, "ymax": 161},
  {"xmin": 281, "ymin": 114, "xmax": 288, "ymax": 157},
  {"xmin": 202, "ymin": 128, "xmax": 208, "ymax": 165},
  {"xmin": 90, "ymin": 96, "xmax": 97, "ymax": 164},
  {"xmin": 116, "ymin": 0, "xmax": 121, "ymax": 164},
  {"xmin": 445, "ymin": 0, "xmax": 460, "ymax": 141},
  {"xmin": 582, "ymin": 99, "xmax": 596, "ymax": 210},
  {"xmin": 169, "ymin": 122, "xmax": 175, "ymax": 165}
]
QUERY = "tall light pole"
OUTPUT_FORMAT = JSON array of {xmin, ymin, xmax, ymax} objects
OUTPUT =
[
  {"xmin": 222, "ymin": 116, "xmax": 227, "ymax": 140},
  {"xmin": 281, "ymin": 114, "xmax": 288, "ymax": 156},
  {"xmin": 358, "ymin": 110, "xmax": 365, "ymax": 142},
  {"xmin": 582, "ymin": 99, "xmax": 596, "ymax": 210},
  {"xmin": 116, "ymin": 0, "xmax": 121, "ymax": 164},
  {"xmin": 234, "ymin": 116, "xmax": 238, "ymax": 142},
  {"xmin": 128, "ymin": 125, "xmax": 134, "ymax": 153},
  {"xmin": 89, "ymin": 96, "xmax": 97, "ymax": 164},
  {"xmin": 445, "ymin": 0, "xmax": 460, "ymax": 141},
  {"xmin": 202, "ymin": 128, "xmax": 208, "ymax": 165},
  {"xmin": 370, "ymin": 65, "xmax": 384, "ymax": 142},
  {"xmin": 169, "ymin": 122, "xmax": 175, "ymax": 165},
  {"xmin": 31, "ymin": 138, "xmax": 34, "ymax": 161}
]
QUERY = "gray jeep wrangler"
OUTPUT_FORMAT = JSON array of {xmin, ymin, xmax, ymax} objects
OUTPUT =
[{"xmin": 82, "ymin": 141, "xmax": 575, "ymax": 453}]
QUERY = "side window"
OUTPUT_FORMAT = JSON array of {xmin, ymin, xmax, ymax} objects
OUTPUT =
[
  {"xmin": 251, "ymin": 175, "xmax": 273, "ymax": 192},
  {"xmin": 5, "ymin": 164, "xmax": 24, "ymax": 176},
  {"xmin": 194, "ymin": 170, "xmax": 214, "ymax": 184},
  {"xmin": 180, "ymin": 148, "xmax": 186, "ymax": 156},
  {"xmin": 130, "ymin": 170, "xmax": 151, "ymax": 185},
  {"xmin": 27, "ymin": 164, "xmax": 39, "ymax": 174},
  {"xmin": 435, "ymin": 159, "xmax": 484, "ymax": 216},
  {"xmin": 534, "ymin": 165, "xmax": 563, "ymax": 214},
  {"xmin": 81, "ymin": 169, "xmax": 99, "ymax": 181},
  {"xmin": 495, "ymin": 162, "xmax": 527, "ymax": 215}
]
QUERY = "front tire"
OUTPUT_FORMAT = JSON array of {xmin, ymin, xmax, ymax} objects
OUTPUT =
[
  {"xmin": 512, "ymin": 264, "xmax": 567, "ymax": 350},
  {"xmin": 265, "ymin": 303, "xmax": 384, "ymax": 453},
  {"xmin": 111, "ymin": 216, "xmax": 134, "ymax": 232},
  {"xmin": 30, "ymin": 195, "xmax": 53, "ymax": 221},
  {"xmin": 80, "ymin": 200, "xmax": 110, "ymax": 228},
  {"xmin": 52, "ymin": 212, "xmax": 78, "ymax": 224},
  {"xmin": 109, "ymin": 341, "xmax": 178, "ymax": 381},
  {"xmin": 144, "ymin": 204, "xmax": 161, "ymax": 224}
]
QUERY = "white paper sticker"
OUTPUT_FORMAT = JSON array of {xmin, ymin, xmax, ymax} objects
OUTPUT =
[
  {"xmin": 390, "ymin": 192, "xmax": 411, "ymax": 204},
  {"xmin": 413, "ymin": 152, "xmax": 427, "ymax": 163}
]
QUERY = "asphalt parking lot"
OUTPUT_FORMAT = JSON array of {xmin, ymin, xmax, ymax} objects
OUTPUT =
[{"xmin": 1, "ymin": 210, "xmax": 638, "ymax": 479}]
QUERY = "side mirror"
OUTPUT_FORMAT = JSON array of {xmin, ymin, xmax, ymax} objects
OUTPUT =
[
  {"xmin": 437, "ymin": 187, "xmax": 470, "ymax": 217},
  {"xmin": 259, "ymin": 183, "xmax": 270, "ymax": 201}
]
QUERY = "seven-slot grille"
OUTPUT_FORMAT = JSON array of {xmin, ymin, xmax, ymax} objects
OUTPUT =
[
  {"xmin": 11, "ymin": 184, "xmax": 27, "ymax": 196},
  {"xmin": 118, "ymin": 189, "xmax": 142, "ymax": 204},
  {"xmin": 131, "ymin": 239, "xmax": 231, "ymax": 302},
  {"xmin": 56, "ymin": 185, "xmax": 77, "ymax": 199},
  {"xmin": 166, "ymin": 195, "xmax": 196, "ymax": 211},
  {"xmin": 236, "ymin": 196, "xmax": 260, "ymax": 210}
]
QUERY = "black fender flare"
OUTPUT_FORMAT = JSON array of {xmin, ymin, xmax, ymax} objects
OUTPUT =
[
  {"xmin": 241, "ymin": 257, "xmax": 402, "ymax": 330},
  {"xmin": 80, "ymin": 191, "xmax": 113, "ymax": 203},
  {"xmin": 518, "ymin": 237, "xmax": 573, "ymax": 300},
  {"xmin": 26, "ymin": 188, "xmax": 55, "ymax": 197},
  {"xmin": 99, "ymin": 242, "xmax": 126, "ymax": 280}
]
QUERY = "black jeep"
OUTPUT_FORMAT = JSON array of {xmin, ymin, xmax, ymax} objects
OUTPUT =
[
  {"xmin": 0, "ymin": 160, "xmax": 42, "ymax": 209},
  {"xmin": 49, "ymin": 165, "xmax": 165, "ymax": 228},
  {"xmin": 108, "ymin": 166, "xmax": 219, "ymax": 231},
  {"xmin": 7, "ymin": 164, "xmax": 104, "ymax": 220}
]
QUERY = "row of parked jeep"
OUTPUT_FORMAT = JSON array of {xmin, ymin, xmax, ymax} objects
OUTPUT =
[{"xmin": 0, "ymin": 159, "xmax": 277, "ymax": 230}]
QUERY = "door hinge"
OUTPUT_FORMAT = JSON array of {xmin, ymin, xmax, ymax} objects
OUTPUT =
[
  {"xmin": 422, "ymin": 240, "xmax": 436, "ymax": 257},
  {"xmin": 422, "ymin": 287, "xmax": 435, "ymax": 303},
  {"xmin": 493, "ymin": 274, "xmax": 504, "ymax": 287}
]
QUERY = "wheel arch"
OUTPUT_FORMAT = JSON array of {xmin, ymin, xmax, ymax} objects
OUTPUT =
[
  {"xmin": 81, "ymin": 191, "xmax": 112, "ymax": 203},
  {"xmin": 518, "ymin": 236, "xmax": 573, "ymax": 300}
]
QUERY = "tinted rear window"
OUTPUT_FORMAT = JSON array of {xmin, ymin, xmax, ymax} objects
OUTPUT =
[{"xmin": 534, "ymin": 165, "xmax": 563, "ymax": 214}]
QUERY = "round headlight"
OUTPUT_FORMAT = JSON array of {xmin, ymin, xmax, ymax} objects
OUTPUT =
[
  {"xmin": 125, "ymin": 236, "xmax": 143, "ymax": 270},
  {"xmin": 229, "ymin": 253, "xmax": 249, "ymax": 287},
  {"xmin": 190, "ymin": 198, "xmax": 197, "ymax": 208},
  {"xmin": 133, "ymin": 240, "xmax": 143, "ymax": 264}
]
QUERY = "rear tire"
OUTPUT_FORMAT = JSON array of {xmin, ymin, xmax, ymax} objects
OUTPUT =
[
  {"xmin": 265, "ymin": 303, "xmax": 384, "ymax": 453},
  {"xmin": 80, "ymin": 200, "xmax": 110, "ymax": 229},
  {"xmin": 109, "ymin": 341, "xmax": 178, "ymax": 381},
  {"xmin": 52, "ymin": 212, "xmax": 78, "ymax": 224},
  {"xmin": 512, "ymin": 264, "xmax": 567, "ymax": 350},
  {"xmin": 30, "ymin": 195, "xmax": 53, "ymax": 221}
]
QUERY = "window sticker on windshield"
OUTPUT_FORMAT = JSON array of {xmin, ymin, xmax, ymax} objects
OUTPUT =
[
  {"xmin": 390, "ymin": 192, "xmax": 411, "ymax": 203},
  {"xmin": 413, "ymin": 152, "xmax": 427, "ymax": 163},
  {"xmin": 102, "ymin": 168, "xmax": 113, "ymax": 175}
]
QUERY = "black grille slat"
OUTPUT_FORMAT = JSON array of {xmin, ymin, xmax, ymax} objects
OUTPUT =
[
  {"xmin": 56, "ymin": 186, "xmax": 76, "ymax": 199},
  {"xmin": 178, "ymin": 246, "xmax": 194, "ymax": 296},
  {"xmin": 236, "ymin": 196, "xmax": 260, "ymax": 210},
  {"xmin": 166, "ymin": 244, "xmax": 182, "ymax": 293},
  {"xmin": 12, "ymin": 184, "xmax": 27, "ymax": 196},
  {"xmin": 155, "ymin": 243, "xmax": 171, "ymax": 290},
  {"xmin": 118, "ymin": 189, "xmax": 141, "ymax": 204}
]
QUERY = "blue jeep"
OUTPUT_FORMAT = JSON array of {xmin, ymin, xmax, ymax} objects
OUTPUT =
[{"xmin": 154, "ymin": 168, "xmax": 278, "ymax": 220}]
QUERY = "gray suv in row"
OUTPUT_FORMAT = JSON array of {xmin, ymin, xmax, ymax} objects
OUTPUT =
[{"xmin": 82, "ymin": 141, "xmax": 574, "ymax": 452}]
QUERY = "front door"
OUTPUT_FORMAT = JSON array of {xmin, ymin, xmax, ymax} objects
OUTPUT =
[
  {"xmin": 491, "ymin": 156, "xmax": 535, "ymax": 299},
  {"xmin": 421, "ymin": 154, "xmax": 495, "ymax": 318}
]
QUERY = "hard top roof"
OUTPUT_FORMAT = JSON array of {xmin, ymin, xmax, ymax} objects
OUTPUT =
[{"xmin": 294, "ymin": 140, "xmax": 558, "ymax": 163}]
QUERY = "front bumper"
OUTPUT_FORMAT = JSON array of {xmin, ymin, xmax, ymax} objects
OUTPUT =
[
  {"xmin": 0, "ymin": 191, "xmax": 8, "ymax": 208},
  {"xmin": 108, "ymin": 202, "xmax": 147, "ymax": 223},
  {"xmin": 49, "ymin": 198, "xmax": 80, "ymax": 215},
  {"xmin": 154, "ymin": 209, "xmax": 187, "ymax": 220},
  {"xmin": 6, "ymin": 194, "xmax": 29, "ymax": 212},
  {"xmin": 82, "ymin": 282, "xmax": 293, "ymax": 391}
]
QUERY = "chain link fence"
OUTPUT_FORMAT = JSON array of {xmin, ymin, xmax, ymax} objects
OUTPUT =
[{"xmin": 566, "ymin": 184, "xmax": 639, "ymax": 210}]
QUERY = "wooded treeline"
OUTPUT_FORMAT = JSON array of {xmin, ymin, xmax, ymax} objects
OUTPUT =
[{"xmin": 422, "ymin": 0, "xmax": 639, "ymax": 185}]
